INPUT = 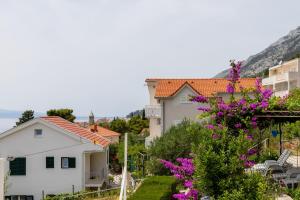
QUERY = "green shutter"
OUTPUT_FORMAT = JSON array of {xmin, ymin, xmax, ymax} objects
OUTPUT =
[
  {"xmin": 68, "ymin": 157, "xmax": 76, "ymax": 168},
  {"xmin": 10, "ymin": 158, "xmax": 26, "ymax": 175},
  {"xmin": 46, "ymin": 157, "xmax": 54, "ymax": 168}
]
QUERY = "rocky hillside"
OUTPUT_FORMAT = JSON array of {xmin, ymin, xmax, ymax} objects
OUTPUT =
[{"xmin": 215, "ymin": 26, "xmax": 300, "ymax": 78}]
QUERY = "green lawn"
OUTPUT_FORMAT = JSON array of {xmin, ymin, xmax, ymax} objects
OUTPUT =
[{"xmin": 128, "ymin": 176, "xmax": 177, "ymax": 200}]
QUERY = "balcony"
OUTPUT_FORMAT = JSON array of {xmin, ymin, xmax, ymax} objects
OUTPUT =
[
  {"xmin": 145, "ymin": 105, "xmax": 162, "ymax": 118},
  {"xmin": 262, "ymin": 76, "xmax": 275, "ymax": 85},
  {"xmin": 262, "ymin": 72, "xmax": 300, "ymax": 86},
  {"xmin": 84, "ymin": 152, "xmax": 107, "ymax": 188},
  {"xmin": 274, "ymin": 90, "xmax": 289, "ymax": 97}
]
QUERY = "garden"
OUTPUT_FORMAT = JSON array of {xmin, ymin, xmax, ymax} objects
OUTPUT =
[{"xmin": 139, "ymin": 61, "xmax": 300, "ymax": 200}]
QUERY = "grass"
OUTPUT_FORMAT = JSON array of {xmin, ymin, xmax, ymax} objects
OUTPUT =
[{"xmin": 128, "ymin": 176, "xmax": 177, "ymax": 200}]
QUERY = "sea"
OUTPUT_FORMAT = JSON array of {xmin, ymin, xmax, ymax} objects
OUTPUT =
[{"xmin": 0, "ymin": 118, "xmax": 17, "ymax": 132}]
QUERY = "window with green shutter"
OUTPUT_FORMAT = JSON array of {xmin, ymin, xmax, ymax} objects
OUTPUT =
[
  {"xmin": 68, "ymin": 157, "xmax": 76, "ymax": 168},
  {"xmin": 10, "ymin": 157, "xmax": 26, "ymax": 175},
  {"xmin": 46, "ymin": 157, "xmax": 54, "ymax": 168},
  {"xmin": 61, "ymin": 157, "xmax": 76, "ymax": 169}
]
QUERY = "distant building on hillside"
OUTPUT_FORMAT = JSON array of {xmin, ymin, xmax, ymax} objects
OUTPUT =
[
  {"xmin": 262, "ymin": 58, "xmax": 300, "ymax": 97},
  {"xmin": 144, "ymin": 78, "xmax": 257, "ymax": 146},
  {"xmin": 77, "ymin": 112, "xmax": 121, "ymax": 144}
]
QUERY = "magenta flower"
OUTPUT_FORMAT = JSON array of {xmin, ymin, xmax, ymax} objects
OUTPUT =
[
  {"xmin": 246, "ymin": 134, "xmax": 253, "ymax": 141},
  {"xmin": 218, "ymin": 102, "xmax": 230, "ymax": 111},
  {"xmin": 251, "ymin": 121, "xmax": 257, "ymax": 128},
  {"xmin": 239, "ymin": 154, "xmax": 247, "ymax": 161},
  {"xmin": 262, "ymin": 89, "xmax": 273, "ymax": 99},
  {"xmin": 191, "ymin": 95, "xmax": 208, "ymax": 103},
  {"xmin": 244, "ymin": 160, "xmax": 255, "ymax": 168},
  {"xmin": 238, "ymin": 98, "xmax": 247, "ymax": 106},
  {"xmin": 217, "ymin": 111, "xmax": 223, "ymax": 117},
  {"xmin": 250, "ymin": 103, "xmax": 258, "ymax": 110},
  {"xmin": 261, "ymin": 100, "xmax": 269, "ymax": 109},
  {"xmin": 247, "ymin": 148, "xmax": 256, "ymax": 156},
  {"xmin": 217, "ymin": 123, "xmax": 223, "ymax": 129},
  {"xmin": 255, "ymin": 78, "xmax": 262, "ymax": 93},
  {"xmin": 212, "ymin": 133, "xmax": 220, "ymax": 140},
  {"xmin": 206, "ymin": 124, "xmax": 215, "ymax": 130},
  {"xmin": 197, "ymin": 106, "xmax": 211, "ymax": 112},
  {"xmin": 184, "ymin": 180, "xmax": 193, "ymax": 188},
  {"xmin": 235, "ymin": 123, "xmax": 242, "ymax": 128},
  {"xmin": 226, "ymin": 83, "xmax": 235, "ymax": 94}
]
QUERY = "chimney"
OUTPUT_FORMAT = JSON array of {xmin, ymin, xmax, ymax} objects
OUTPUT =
[{"xmin": 93, "ymin": 124, "xmax": 98, "ymax": 132}]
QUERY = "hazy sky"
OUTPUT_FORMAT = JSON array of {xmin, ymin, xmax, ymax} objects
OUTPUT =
[{"xmin": 0, "ymin": 0, "xmax": 299, "ymax": 117}]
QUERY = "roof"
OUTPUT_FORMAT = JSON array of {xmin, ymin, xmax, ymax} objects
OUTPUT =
[
  {"xmin": 41, "ymin": 116, "xmax": 110, "ymax": 147},
  {"xmin": 88, "ymin": 125, "xmax": 121, "ymax": 138},
  {"xmin": 145, "ymin": 78, "xmax": 257, "ymax": 98}
]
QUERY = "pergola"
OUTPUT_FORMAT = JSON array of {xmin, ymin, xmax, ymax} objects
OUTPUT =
[{"xmin": 254, "ymin": 111, "xmax": 300, "ymax": 154}]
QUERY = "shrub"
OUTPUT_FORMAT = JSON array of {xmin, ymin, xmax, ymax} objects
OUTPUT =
[
  {"xmin": 147, "ymin": 120, "xmax": 204, "ymax": 175},
  {"xmin": 128, "ymin": 176, "xmax": 177, "ymax": 200},
  {"xmin": 217, "ymin": 173, "xmax": 274, "ymax": 200},
  {"xmin": 256, "ymin": 149, "xmax": 279, "ymax": 163}
]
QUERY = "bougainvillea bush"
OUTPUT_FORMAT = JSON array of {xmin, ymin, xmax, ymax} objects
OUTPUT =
[
  {"xmin": 162, "ymin": 60, "xmax": 279, "ymax": 199},
  {"xmin": 192, "ymin": 61, "xmax": 274, "ymax": 198}
]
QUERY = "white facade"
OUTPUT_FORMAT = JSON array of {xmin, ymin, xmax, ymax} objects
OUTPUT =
[
  {"xmin": 144, "ymin": 79, "xmax": 255, "ymax": 146},
  {"xmin": 0, "ymin": 119, "xmax": 109, "ymax": 200},
  {"xmin": 262, "ymin": 58, "xmax": 300, "ymax": 97},
  {"xmin": 145, "ymin": 83, "xmax": 203, "ymax": 146}
]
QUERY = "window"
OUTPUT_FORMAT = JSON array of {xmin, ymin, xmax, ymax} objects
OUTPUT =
[
  {"xmin": 61, "ymin": 157, "xmax": 76, "ymax": 169},
  {"xmin": 46, "ymin": 157, "xmax": 54, "ymax": 168},
  {"xmin": 9, "ymin": 157, "xmax": 26, "ymax": 176},
  {"xmin": 34, "ymin": 129, "xmax": 43, "ymax": 137}
]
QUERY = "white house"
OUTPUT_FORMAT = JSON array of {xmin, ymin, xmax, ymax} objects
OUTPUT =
[
  {"xmin": 0, "ymin": 116, "xmax": 111, "ymax": 200},
  {"xmin": 262, "ymin": 58, "xmax": 300, "ymax": 97},
  {"xmin": 144, "ymin": 78, "xmax": 257, "ymax": 146}
]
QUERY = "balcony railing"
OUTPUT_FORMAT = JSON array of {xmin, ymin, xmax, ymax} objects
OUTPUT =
[
  {"xmin": 262, "ymin": 76, "xmax": 275, "ymax": 85},
  {"xmin": 145, "ymin": 105, "xmax": 162, "ymax": 118},
  {"xmin": 262, "ymin": 71, "xmax": 300, "ymax": 86}
]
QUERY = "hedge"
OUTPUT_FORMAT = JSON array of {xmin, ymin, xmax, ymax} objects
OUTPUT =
[{"xmin": 128, "ymin": 176, "xmax": 177, "ymax": 200}]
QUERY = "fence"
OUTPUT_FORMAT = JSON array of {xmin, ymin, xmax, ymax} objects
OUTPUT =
[{"xmin": 44, "ymin": 187, "xmax": 120, "ymax": 200}]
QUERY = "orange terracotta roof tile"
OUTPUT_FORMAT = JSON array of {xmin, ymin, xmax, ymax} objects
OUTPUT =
[
  {"xmin": 41, "ymin": 116, "xmax": 110, "ymax": 147},
  {"xmin": 88, "ymin": 125, "xmax": 121, "ymax": 138},
  {"xmin": 146, "ymin": 78, "xmax": 257, "ymax": 98}
]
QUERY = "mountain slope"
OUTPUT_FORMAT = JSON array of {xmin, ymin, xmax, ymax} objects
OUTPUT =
[{"xmin": 215, "ymin": 26, "xmax": 300, "ymax": 78}]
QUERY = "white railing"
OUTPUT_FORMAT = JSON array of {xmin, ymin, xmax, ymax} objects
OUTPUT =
[
  {"xmin": 263, "ymin": 71, "xmax": 300, "ymax": 86},
  {"xmin": 262, "ymin": 76, "xmax": 275, "ymax": 85},
  {"xmin": 274, "ymin": 90, "xmax": 289, "ymax": 97},
  {"xmin": 145, "ymin": 105, "xmax": 161, "ymax": 118}
]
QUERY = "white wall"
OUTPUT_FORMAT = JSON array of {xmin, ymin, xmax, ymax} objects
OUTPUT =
[
  {"xmin": 163, "ymin": 86, "xmax": 201, "ymax": 132},
  {"xmin": 0, "ymin": 122, "xmax": 106, "ymax": 200},
  {"xmin": 90, "ymin": 153, "xmax": 107, "ymax": 179},
  {"xmin": 0, "ymin": 158, "xmax": 4, "ymax": 200}
]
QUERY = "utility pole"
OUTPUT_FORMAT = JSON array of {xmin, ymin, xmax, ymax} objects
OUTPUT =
[{"xmin": 119, "ymin": 133, "xmax": 128, "ymax": 200}]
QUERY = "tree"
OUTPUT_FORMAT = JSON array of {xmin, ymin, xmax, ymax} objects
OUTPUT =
[
  {"xmin": 147, "ymin": 120, "xmax": 204, "ymax": 175},
  {"xmin": 47, "ymin": 109, "xmax": 76, "ymax": 122},
  {"xmin": 128, "ymin": 115, "xmax": 149, "ymax": 134},
  {"xmin": 16, "ymin": 110, "xmax": 34, "ymax": 126},
  {"xmin": 109, "ymin": 118, "xmax": 128, "ymax": 134}
]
